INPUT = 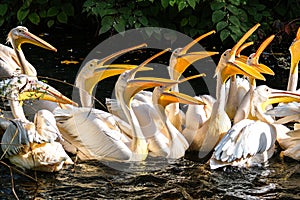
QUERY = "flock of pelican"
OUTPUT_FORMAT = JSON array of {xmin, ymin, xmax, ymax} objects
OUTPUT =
[{"xmin": 0, "ymin": 24, "xmax": 299, "ymax": 172}]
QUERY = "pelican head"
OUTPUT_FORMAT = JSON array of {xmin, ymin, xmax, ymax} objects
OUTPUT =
[
  {"xmin": 75, "ymin": 44, "xmax": 148, "ymax": 107},
  {"xmin": 7, "ymin": 26, "xmax": 57, "ymax": 52},
  {"xmin": 247, "ymin": 35, "xmax": 275, "ymax": 75},
  {"xmin": 169, "ymin": 30, "xmax": 218, "ymax": 80},
  {"xmin": 216, "ymin": 24, "xmax": 266, "ymax": 83},
  {"xmin": 115, "ymin": 48, "xmax": 171, "ymax": 107}
]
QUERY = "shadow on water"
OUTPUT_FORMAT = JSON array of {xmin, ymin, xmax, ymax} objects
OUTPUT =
[{"xmin": 0, "ymin": 27, "xmax": 299, "ymax": 199}]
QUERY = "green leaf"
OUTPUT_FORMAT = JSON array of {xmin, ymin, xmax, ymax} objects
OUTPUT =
[
  {"xmin": 39, "ymin": 10, "xmax": 47, "ymax": 18},
  {"xmin": 47, "ymin": 20, "xmax": 54, "ymax": 28},
  {"xmin": 0, "ymin": 4, "xmax": 8, "ymax": 17},
  {"xmin": 57, "ymin": 11, "xmax": 68, "ymax": 23},
  {"xmin": 237, "ymin": 8, "xmax": 248, "ymax": 22},
  {"xmin": 230, "ymin": 34, "xmax": 239, "ymax": 42},
  {"xmin": 17, "ymin": 7, "xmax": 30, "ymax": 21},
  {"xmin": 28, "ymin": 12, "xmax": 40, "ymax": 25},
  {"xmin": 134, "ymin": 10, "xmax": 143, "ymax": 17},
  {"xmin": 62, "ymin": 3, "xmax": 75, "ymax": 16},
  {"xmin": 228, "ymin": 25, "xmax": 242, "ymax": 36},
  {"xmin": 101, "ymin": 8, "xmax": 118, "ymax": 17},
  {"xmin": 138, "ymin": 16, "xmax": 148, "ymax": 26},
  {"xmin": 181, "ymin": 18, "xmax": 188, "ymax": 26},
  {"xmin": 212, "ymin": 10, "xmax": 226, "ymax": 24},
  {"xmin": 210, "ymin": 1, "xmax": 225, "ymax": 11},
  {"xmin": 23, "ymin": 0, "xmax": 32, "ymax": 8},
  {"xmin": 101, "ymin": 16, "xmax": 114, "ymax": 26},
  {"xmin": 47, "ymin": 7, "xmax": 59, "ymax": 17},
  {"xmin": 229, "ymin": 15, "xmax": 240, "ymax": 26},
  {"xmin": 134, "ymin": 22, "xmax": 141, "ymax": 28},
  {"xmin": 189, "ymin": 15, "xmax": 197, "ymax": 27},
  {"xmin": 114, "ymin": 18, "xmax": 126, "ymax": 33},
  {"xmin": 161, "ymin": 0, "xmax": 169, "ymax": 8},
  {"xmin": 227, "ymin": 5, "xmax": 238, "ymax": 14},
  {"xmin": 216, "ymin": 21, "xmax": 228, "ymax": 31},
  {"xmin": 220, "ymin": 29, "xmax": 230, "ymax": 42},
  {"xmin": 99, "ymin": 24, "xmax": 111, "ymax": 34},
  {"xmin": 228, "ymin": 0, "xmax": 240, "ymax": 6},
  {"xmin": 187, "ymin": 0, "xmax": 196, "ymax": 9},
  {"xmin": 178, "ymin": 1, "xmax": 186, "ymax": 12},
  {"xmin": 246, "ymin": 7, "xmax": 256, "ymax": 16}
]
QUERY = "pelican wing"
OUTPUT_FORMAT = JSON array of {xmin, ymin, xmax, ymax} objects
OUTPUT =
[
  {"xmin": 1, "ymin": 120, "xmax": 30, "ymax": 156},
  {"xmin": 211, "ymin": 119, "xmax": 277, "ymax": 169},
  {"xmin": 54, "ymin": 106, "xmax": 132, "ymax": 161}
]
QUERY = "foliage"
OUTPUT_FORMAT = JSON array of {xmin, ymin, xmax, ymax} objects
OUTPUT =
[
  {"xmin": 0, "ymin": 0, "xmax": 74, "ymax": 28},
  {"xmin": 0, "ymin": 0, "xmax": 299, "ymax": 44}
]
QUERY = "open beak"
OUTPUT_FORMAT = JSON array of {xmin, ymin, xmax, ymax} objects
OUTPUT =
[
  {"xmin": 124, "ymin": 77, "xmax": 179, "ymax": 106},
  {"xmin": 262, "ymin": 88, "xmax": 300, "ymax": 111},
  {"xmin": 221, "ymin": 61, "xmax": 265, "ymax": 83},
  {"xmin": 18, "ymin": 81, "xmax": 78, "ymax": 106},
  {"xmin": 250, "ymin": 35, "xmax": 275, "ymax": 75},
  {"xmin": 159, "ymin": 91, "xmax": 205, "ymax": 107},
  {"xmin": 84, "ymin": 64, "xmax": 152, "ymax": 95},
  {"xmin": 173, "ymin": 30, "xmax": 218, "ymax": 79},
  {"xmin": 289, "ymin": 27, "xmax": 300, "ymax": 75},
  {"xmin": 19, "ymin": 31, "xmax": 57, "ymax": 52}
]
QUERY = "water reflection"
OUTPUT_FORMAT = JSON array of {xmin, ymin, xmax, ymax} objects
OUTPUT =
[{"xmin": 0, "ymin": 28, "xmax": 299, "ymax": 199}]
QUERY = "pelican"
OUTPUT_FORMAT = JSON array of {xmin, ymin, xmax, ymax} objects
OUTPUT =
[
  {"xmin": 0, "ymin": 26, "xmax": 57, "ymax": 78},
  {"xmin": 210, "ymin": 85, "xmax": 300, "ymax": 169},
  {"xmin": 233, "ymin": 35, "xmax": 276, "ymax": 124},
  {"xmin": 150, "ymin": 74, "xmax": 205, "ymax": 159},
  {"xmin": 1, "ymin": 77, "xmax": 76, "ymax": 171},
  {"xmin": 184, "ymin": 23, "xmax": 266, "ymax": 159},
  {"xmin": 225, "ymin": 41, "xmax": 254, "ymax": 120},
  {"xmin": 166, "ymin": 30, "xmax": 218, "ymax": 131},
  {"xmin": 287, "ymin": 27, "xmax": 300, "ymax": 91}
]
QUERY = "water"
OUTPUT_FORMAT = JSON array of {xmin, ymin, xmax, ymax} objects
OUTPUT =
[{"xmin": 0, "ymin": 27, "xmax": 299, "ymax": 199}]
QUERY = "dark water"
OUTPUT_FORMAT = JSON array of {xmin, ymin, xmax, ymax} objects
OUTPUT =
[{"xmin": 0, "ymin": 27, "xmax": 299, "ymax": 199}]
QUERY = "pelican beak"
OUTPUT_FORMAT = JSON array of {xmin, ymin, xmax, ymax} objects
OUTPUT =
[
  {"xmin": 159, "ymin": 91, "xmax": 205, "ymax": 107},
  {"xmin": 289, "ymin": 27, "xmax": 300, "ymax": 75},
  {"xmin": 262, "ymin": 89, "xmax": 300, "ymax": 111},
  {"xmin": 124, "ymin": 77, "xmax": 179, "ymax": 107},
  {"xmin": 173, "ymin": 30, "xmax": 218, "ymax": 79},
  {"xmin": 84, "ymin": 64, "xmax": 152, "ymax": 95},
  {"xmin": 18, "ymin": 30, "xmax": 57, "ymax": 52},
  {"xmin": 250, "ymin": 35, "xmax": 275, "ymax": 75},
  {"xmin": 18, "ymin": 81, "xmax": 78, "ymax": 106},
  {"xmin": 221, "ymin": 60, "xmax": 265, "ymax": 83},
  {"xmin": 97, "ymin": 43, "xmax": 147, "ymax": 66},
  {"xmin": 230, "ymin": 23, "xmax": 260, "ymax": 56},
  {"xmin": 128, "ymin": 48, "xmax": 171, "ymax": 78},
  {"xmin": 236, "ymin": 41, "xmax": 254, "ymax": 58}
]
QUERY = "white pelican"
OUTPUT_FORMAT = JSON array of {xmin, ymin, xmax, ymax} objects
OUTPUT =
[
  {"xmin": 1, "ymin": 77, "xmax": 76, "ymax": 171},
  {"xmin": 184, "ymin": 23, "xmax": 266, "ymax": 159},
  {"xmin": 225, "ymin": 41, "xmax": 254, "ymax": 120},
  {"xmin": 287, "ymin": 27, "xmax": 300, "ymax": 91},
  {"xmin": 150, "ymin": 74, "xmax": 205, "ymax": 159},
  {"xmin": 210, "ymin": 85, "xmax": 300, "ymax": 169},
  {"xmin": 233, "ymin": 35, "xmax": 275, "ymax": 124},
  {"xmin": 166, "ymin": 30, "xmax": 218, "ymax": 131},
  {"xmin": 0, "ymin": 26, "xmax": 57, "ymax": 78}
]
